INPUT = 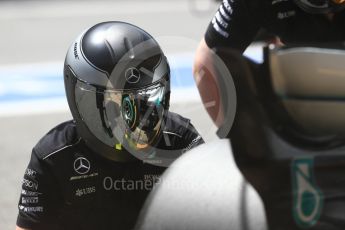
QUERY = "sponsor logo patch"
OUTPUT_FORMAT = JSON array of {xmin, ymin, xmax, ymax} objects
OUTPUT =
[
  {"xmin": 292, "ymin": 158, "xmax": 323, "ymax": 228},
  {"xmin": 75, "ymin": 186, "xmax": 96, "ymax": 197},
  {"xmin": 73, "ymin": 157, "xmax": 91, "ymax": 175}
]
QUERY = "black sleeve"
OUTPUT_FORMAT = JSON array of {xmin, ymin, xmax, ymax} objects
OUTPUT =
[
  {"xmin": 181, "ymin": 123, "xmax": 205, "ymax": 154},
  {"xmin": 16, "ymin": 149, "xmax": 61, "ymax": 229},
  {"xmin": 160, "ymin": 112, "xmax": 204, "ymax": 154},
  {"xmin": 205, "ymin": 0, "xmax": 266, "ymax": 52}
]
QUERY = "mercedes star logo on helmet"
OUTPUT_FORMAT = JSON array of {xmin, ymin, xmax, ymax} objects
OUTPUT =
[
  {"xmin": 125, "ymin": 67, "xmax": 141, "ymax": 84},
  {"xmin": 73, "ymin": 157, "xmax": 91, "ymax": 175}
]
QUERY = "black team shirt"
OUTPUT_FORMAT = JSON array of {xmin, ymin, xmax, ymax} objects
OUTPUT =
[
  {"xmin": 206, "ymin": 0, "xmax": 345, "ymax": 52},
  {"xmin": 17, "ymin": 111, "xmax": 203, "ymax": 230}
]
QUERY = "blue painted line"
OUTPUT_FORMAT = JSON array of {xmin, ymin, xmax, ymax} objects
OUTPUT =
[
  {"xmin": 0, "ymin": 47, "xmax": 264, "ymax": 104},
  {"xmin": 0, "ymin": 57, "xmax": 196, "ymax": 103}
]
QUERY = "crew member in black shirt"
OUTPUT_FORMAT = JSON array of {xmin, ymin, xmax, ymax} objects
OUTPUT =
[
  {"xmin": 192, "ymin": 1, "xmax": 345, "ymax": 229},
  {"xmin": 193, "ymin": 0, "xmax": 345, "ymax": 125},
  {"xmin": 16, "ymin": 21, "xmax": 204, "ymax": 230}
]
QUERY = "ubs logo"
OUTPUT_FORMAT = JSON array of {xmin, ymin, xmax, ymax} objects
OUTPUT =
[
  {"xmin": 73, "ymin": 157, "xmax": 90, "ymax": 175},
  {"xmin": 125, "ymin": 67, "xmax": 141, "ymax": 84}
]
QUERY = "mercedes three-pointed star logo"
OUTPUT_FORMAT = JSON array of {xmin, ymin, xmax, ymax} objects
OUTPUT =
[
  {"xmin": 125, "ymin": 67, "xmax": 141, "ymax": 84},
  {"xmin": 73, "ymin": 157, "xmax": 91, "ymax": 175}
]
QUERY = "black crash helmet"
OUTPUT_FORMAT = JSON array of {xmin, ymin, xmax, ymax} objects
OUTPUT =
[
  {"xmin": 64, "ymin": 21, "xmax": 171, "ymax": 162},
  {"xmin": 293, "ymin": 0, "xmax": 345, "ymax": 14}
]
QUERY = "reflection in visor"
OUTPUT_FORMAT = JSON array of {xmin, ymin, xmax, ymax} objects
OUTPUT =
[
  {"xmin": 75, "ymin": 79, "xmax": 167, "ymax": 153},
  {"xmin": 122, "ymin": 95, "xmax": 137, "ymax": 130}
]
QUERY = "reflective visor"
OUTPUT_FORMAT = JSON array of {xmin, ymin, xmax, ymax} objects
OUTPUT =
[{"xmin": 74, "ymin": 78, "xmax": 168, "ymax": 152}]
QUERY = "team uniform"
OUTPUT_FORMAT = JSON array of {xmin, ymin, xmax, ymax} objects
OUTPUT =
[
  {"xmin": 17, "ymin": 112, "xmax": 203, "ymax": 230},
  {"xmin": 206, "ymin": 0, "xmax": 345, "ymax": 52}
]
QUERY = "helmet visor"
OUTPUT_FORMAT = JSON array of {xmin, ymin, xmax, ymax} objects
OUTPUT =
[{"xmin": 74, "ymin": 78, "xmax": 168, "ymax": 152}]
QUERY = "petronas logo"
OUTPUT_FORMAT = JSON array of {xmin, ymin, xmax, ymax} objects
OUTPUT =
[{"xmin": 292, "ymin": 158, "xmax": 323, "ymax": 228}]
